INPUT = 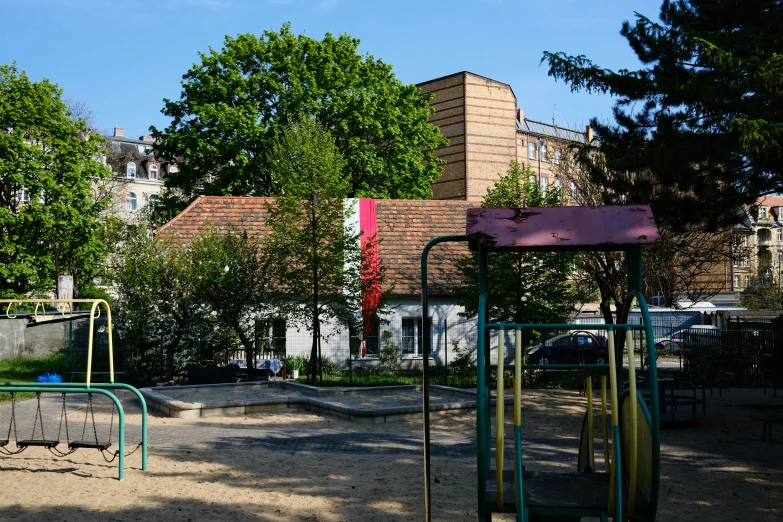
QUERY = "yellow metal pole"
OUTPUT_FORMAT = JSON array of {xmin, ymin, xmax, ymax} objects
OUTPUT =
[
  {"xmin": 496, "ymin": 329, "xmax": 505, "ymax": 508},
  {"xmin": 86, "ymin": 301, "xmax": 99, "ymax": 387},
  {"xmin": 514, "ymin": 328, "xmax": 521, "ymax": 512},
  {"xmin": 103, "ymin": 300, "xmax": 115, "ymax": 383},
  {"xmin": 607, "ymin": 332, "xmax": 620, "ymax": 512},
  {"xmin": 586, "ymin": 376, "xmax": 594, "ymax": 471},
  {"xmin": 626, "ymin": 330, "xmax": 638, "ymax": 514},
  {"xmin": 601, "ymin": 375, "xmax": 609, "ymax": 470}
]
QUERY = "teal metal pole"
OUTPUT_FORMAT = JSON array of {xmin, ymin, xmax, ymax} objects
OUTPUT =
[
  {"xmin": 0, "ymin": 386, "xmax": 125, "ymax": 480},
  {"xmin": 477, "ymin": 246, "xmax": 488, "ymax": 521},
  {"xmin": 420, "ymin": 234, "xmax": 468, "ymax": 522},
  {"xmin": 6, "ymin": 381, "xmax": 147, "ymax": 471}
]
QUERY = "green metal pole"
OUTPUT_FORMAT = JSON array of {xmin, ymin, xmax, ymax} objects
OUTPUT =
[
  {"xmin": 477, "ymin": 246, "xmax": 488, "ymax": 521},
  {"xmin": 0, "ymin": 386, "xmax": 125, "ymax": 480},
  {"xmin": 420, "ymin": 234, "xmax": 468, "ymax": 522},
  {"xmin": 6, "ymin": 381, "xmax": 148, "ymax": 471}
]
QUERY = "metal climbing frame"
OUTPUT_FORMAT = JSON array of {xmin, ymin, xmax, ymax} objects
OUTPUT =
[
  {"xmin": 421, "ymin": 206, "xmax": 662, "ymax": 521},
  {"xmin": 0, "ymin": 299, "xmax": 148, "ymax": 481}
]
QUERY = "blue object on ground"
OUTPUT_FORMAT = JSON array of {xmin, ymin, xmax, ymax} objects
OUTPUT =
[{"xmin": 35, "ymin": 372, "xmax": 63, "ymax": 383}]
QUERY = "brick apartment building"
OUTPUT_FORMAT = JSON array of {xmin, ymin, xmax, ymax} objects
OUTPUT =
[{"xmin": 417, "ymin": 71, "xmax": 590, "ymax": 202}]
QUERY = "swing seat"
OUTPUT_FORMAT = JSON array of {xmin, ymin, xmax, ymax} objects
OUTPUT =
[
  {"xmin": 68, "ymin": 440, "xmax": 111, "ymax": 451},
  {"xmin": 0, "ymin": 439, "xmax": 8, "ymax": 447},
  {"xmin": 16, "ymin": 439, "xmax": 60, "ymax": 449}
]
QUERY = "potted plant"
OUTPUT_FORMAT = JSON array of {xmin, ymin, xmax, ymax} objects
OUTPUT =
[{"xmin": 285, "ymin": 356, "xmax": 308, "ymax": 380}]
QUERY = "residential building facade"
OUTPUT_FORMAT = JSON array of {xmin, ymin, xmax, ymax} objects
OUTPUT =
[
  {"xmin": 100, "ymin": 127, "xmax": 173, "ymax": 222},
  {"xmin": 417, "ymin": 71, "xmax": 591, "ymax": 202}
]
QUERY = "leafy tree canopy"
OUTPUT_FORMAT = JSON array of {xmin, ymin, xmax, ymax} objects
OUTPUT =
[
  {"xmin": 455, "ymin": 162, "xmax": 593, "ymax": 325},
  {"xmin": 543, "ymin": 0, "xmax": 783, "ymax": 231},
  {"xmin": 263, "ymin": 119, "xmax": 366, "ymax": 384},
  {"xmin": 152, "ymin": 23, "xmax": 447, "ymax": 217},
  {"xmin": 0, "ymin": 63, "xmax": 111, "ymax": 298}
]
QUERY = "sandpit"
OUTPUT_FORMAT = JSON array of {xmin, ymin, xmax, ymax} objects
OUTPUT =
[{"xmin": 0, "ymin": 388, "xmax": 781, "ymax": 521}]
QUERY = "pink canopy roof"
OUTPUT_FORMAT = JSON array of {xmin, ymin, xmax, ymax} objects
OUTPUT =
[{"xmin": 466, "ymin": 205, "xmax": 660, "ymax": 252}]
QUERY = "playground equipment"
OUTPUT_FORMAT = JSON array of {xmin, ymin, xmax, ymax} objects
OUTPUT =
[
  {"xmin": 421, "ymin": 206, "xmax": 662, "ymax": 521},
  {"xmin": 0, "ymin": 299, "xmax": 148, "ymax": 481}
]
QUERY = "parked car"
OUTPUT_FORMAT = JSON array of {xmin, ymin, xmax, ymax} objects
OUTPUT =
[
  {"xmin": 653, "ymin": 325, "xmax": 719, "ymax": 354},
  {"xmin": 526, "ymin": 333, "xmax": 608, "ymax": 365}
]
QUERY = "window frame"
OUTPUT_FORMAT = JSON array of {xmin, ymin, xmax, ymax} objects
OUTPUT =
[
  {"xmin": 126, "ymin": 161, "xmax": 136, "ymax": 178},
  {"xmin": 733, "ymin": 275, "xmax": 740, "ymax": 289},
  {"xmin": 528, "ymin": 142, "xmax": 536, "ymax": 160},
  {"xmin": 149, "ymin": 164, "xmax": 158, "ymax": 180},
  {"xmin": 401, "ymin": 317, "xmax": 432, "ymax": 358},
  {"xmin": 126, "ymin": 192, "xmax": 138, "ymax": 211},
  {"xmin": 540, "ymin": 143, "xmax": 548, "ymax": 162}
]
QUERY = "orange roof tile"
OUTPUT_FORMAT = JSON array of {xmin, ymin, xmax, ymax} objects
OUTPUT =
[{"xmin": 158, "ymin": 197, "xmax": 473, "ymax": 297}]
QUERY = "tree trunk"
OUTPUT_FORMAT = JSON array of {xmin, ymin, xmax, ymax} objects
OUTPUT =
[
  {"xmin": 318, "ymin": 325, "xmax": 323, "ymax": 385},
  {"xmin": 310, "ymin": 310, "xmax": 319, "ymax": 385},
  {"xmin": 236, "ymin": 325, "xmax": 256, "ymax": 381},
  {"xmin": 166, "ymin": 331, "xmax": 182, "ymax": 381}
]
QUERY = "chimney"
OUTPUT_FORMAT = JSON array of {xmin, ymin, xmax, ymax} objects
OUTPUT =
[
  {"xmin": 139, "ymin": 135, "xmax": 154, "ymax": 143},
  {"xmin": 113, "ymin": 127, "xmax": 124, "ymax": 137},
  {"xmin": 586, "ymin": 125, "xmax": 594, "ymax": 142},
  {"xmin": 517, "ymin": 108, "xmax": 524, "ymax": 123}
]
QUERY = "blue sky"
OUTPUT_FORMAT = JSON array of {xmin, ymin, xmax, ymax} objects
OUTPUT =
[{"xmin": 0, "ymin": 0, "xmax": 662, "ymax": 139}]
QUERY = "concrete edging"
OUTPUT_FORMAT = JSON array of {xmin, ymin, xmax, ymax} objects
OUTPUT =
[{"xmin": 140, "ymin": 381, "xmax": 509, "ymax": 423}]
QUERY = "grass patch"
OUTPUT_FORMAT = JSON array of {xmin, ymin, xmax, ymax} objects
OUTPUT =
[{"xmin": 0, "ymin": 352, "xmax": 68, "ymax": 402}]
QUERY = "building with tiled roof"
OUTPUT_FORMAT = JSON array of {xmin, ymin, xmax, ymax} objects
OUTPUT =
[
  {"xmin": 98, "ymin": 127, "xmax": 177, "ymax": 222},
  {"xmin": 158, "ymin": 196, "xmax": 477, "ymax": 364}
]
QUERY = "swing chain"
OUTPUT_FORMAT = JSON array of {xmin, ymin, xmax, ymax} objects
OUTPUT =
[
  {"xmin": 48, "ymin": 393, "xmax": 76, "ymax": 457},
  {"xmin": 1, "ymin": 392, "xmax": 25, "ymax": 455}
]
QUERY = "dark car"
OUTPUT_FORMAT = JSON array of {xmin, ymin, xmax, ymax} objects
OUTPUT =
[{"xmin": 526, "ymin": 333, "xmax": 608, "ymax": 365}]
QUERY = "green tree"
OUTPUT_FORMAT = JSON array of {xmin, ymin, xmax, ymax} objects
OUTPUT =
[
  {"xmin": 151, "ymin": 23, "xmax": 447, "ymax": 215},
  {"xmin": 0, "ymin": 63, "xmax": 112, "ymax": 297},
  {"xmin": 542, "ymin": 0, "xmax": 783, "ymax": 231},
  {"xmin": 455, "ymin": 161, "xmax": 592, "ymax": 325},
  {"xmin": 112, "ymin": 226, "xmax": 204, "ymax": 381},
  {"xmin": 263, "ymin": 119, "xmax": 362, "ymax": 385},
  {"xmin": 741, "ymin": 276, "xmax": 783, "ymax": 310},
  {"xmin": 189, "ymin": 229, "xmax": 270, "ymax": 381}
]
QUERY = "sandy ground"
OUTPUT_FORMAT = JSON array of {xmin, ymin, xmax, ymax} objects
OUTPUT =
[{"xmin": 0, "ymin": 387, "xmax": 781, "ymax": 521}]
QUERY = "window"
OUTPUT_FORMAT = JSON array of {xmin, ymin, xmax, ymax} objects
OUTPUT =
[
  {"xmin": 350, "ymin": 319, "xmax": 379, "ymax": 358},
  {"xmin": 126, "ymin": 162, "xmax": 136, "ymax": 178},
  {"xmin": 256, "ymin": 319, "xmax": 287, "ymax": 356},
  {"xmin": 554, "ymin": 179, "xmax": 562, "ymax": 192},
  {"xmin": 733, "ymin": 275, "xmax": 740, "ymax": 289},
  {"xmin": 570, "ymin": 182, "xmax": 578, "ymax": 200},
  {"xmin": 126, "ymin": 192, "xmax": 137, "ymax": 211},
  {"xmin": 147, "ymin": 194, "xmax": 160, "ymax": 208},
  {"xmin": 554, "ymin": 149, "xmax": 562, "ymax": 165},
  {"xmin": 779, "ymin": 251, "xmax": 783, "ymax": 264},
  {"xmin": 401, "ymin": 317, "xmax": 432, "ymax": 357},
  {"xmin": 651, "ymin": 293, "xmax": 664, "ymax": 307},
  {"xmin": 540, "ymin": 143, "xmax": 548, "ymax": 162},
  {"xmin": 540, "ymin": 177, "xmax": 548, "ymax": 195},
  {"xmin": 759, "ymin": 206, "xmax": 768, "ymax": 221},
  {"xmin": 528, "ymin": 142, "xmax": 536, "ymax": 160},
  {"xmin": 745, "ymin": 275, "xmax": 751, "ymax": 288},
  {"xmin": 778, "ymin": 229, "xmax": 782, "ymax": 241},
  {"xmin": 743, "ymin": 255, "xmax": 750, "ymax": 267},
  {"xmin": 149, "ymin": 164, "xmax": 158, "ymax": 180},
  {"xmin": 18, "ymin": 188, "xmax": 30, "ymax": 203},
  {"xmin": 111, "ymin": 142, "xmax": 120, "ymax": 152},
  {"xmin": 169, "ymin": 165, "xmax": 178, "ymax": 174},
  {"xmin": 743, "ymin": 236, "xmax": 750, "ymax": 247}
]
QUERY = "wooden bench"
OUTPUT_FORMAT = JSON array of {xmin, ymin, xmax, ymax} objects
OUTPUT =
[{"xmin": 751, "ymin": 415, "xmax": 783, "ymax": 444}]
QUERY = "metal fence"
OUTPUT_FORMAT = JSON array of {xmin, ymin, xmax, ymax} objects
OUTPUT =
[{"xmin": 63, "ymin": 312, "xmax": 782, "ymax": 390}]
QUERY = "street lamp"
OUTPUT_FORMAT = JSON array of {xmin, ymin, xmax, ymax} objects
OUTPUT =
[{"xmin": 537, "ymin": 139, "xmax": 544, "ymax": 183}]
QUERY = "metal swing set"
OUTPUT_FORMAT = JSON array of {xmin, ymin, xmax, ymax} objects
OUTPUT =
[
  {"xmin": 420, "ymin": 205, "xmax": 663, "ymax": 521},
  {"xmin": 0, "ymin": 299, "xmax": 148, "ymax": 481}
]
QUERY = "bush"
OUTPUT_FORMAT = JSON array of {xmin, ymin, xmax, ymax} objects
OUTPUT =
[{"xmin": 284, "ymin": 356, "xmax": 308, "ymax": 373}]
